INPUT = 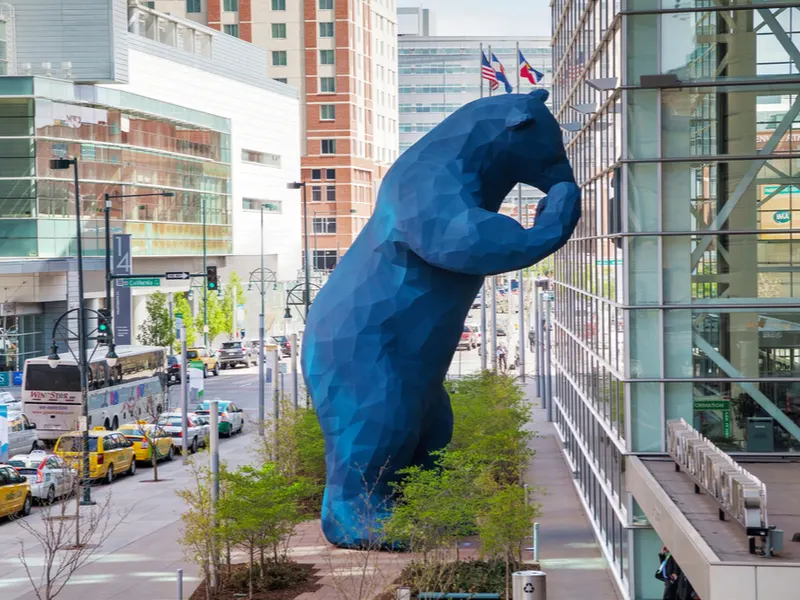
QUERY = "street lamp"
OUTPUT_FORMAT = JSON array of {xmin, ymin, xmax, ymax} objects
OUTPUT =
[
  {"xmin": 103, "ymin": 190, "xmax": 175, "ymax": 338},
  {"xmin": 287, "ymin": 182, "xmax": 311, "ymax": 320}
]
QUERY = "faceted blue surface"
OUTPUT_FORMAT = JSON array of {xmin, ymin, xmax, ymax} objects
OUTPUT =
[{"xmin": 301, "ymin": 90, "xmax": 581, "ymax": 548}]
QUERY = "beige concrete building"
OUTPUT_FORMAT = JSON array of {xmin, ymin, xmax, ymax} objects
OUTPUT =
[{"xmin": 152, "ymin": 0, "xmax": 399, "ymax": 273}]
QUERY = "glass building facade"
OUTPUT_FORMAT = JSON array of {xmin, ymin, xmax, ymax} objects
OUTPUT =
[
  {"xmin": 551, "ymin": 1, "xmax": 800, "ymax": 597},
  {"xmin": 0, "ymin": 77, "xmax": 232, "ymax": 258}
]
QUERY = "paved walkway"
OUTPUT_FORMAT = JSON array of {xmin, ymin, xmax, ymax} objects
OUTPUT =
[{"xmin": 521, "ymin": 381, "xmax": 622, "ymax": 600}]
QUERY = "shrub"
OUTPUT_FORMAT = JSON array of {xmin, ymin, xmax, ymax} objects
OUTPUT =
[{"xmin": 396, "ymin": 558, "xmax": 522, "ymax": 595}]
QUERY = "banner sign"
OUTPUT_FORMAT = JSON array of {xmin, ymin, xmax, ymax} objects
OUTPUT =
[
  {"xmin": 0, "ymin": 404, "xmax": 7, "ymax": 462},
  {"xmin": 112, "ymin": 234, "xmax": 133, "ymax": 345}
]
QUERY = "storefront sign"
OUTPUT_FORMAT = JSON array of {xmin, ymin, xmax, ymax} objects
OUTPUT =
[
  {"xmin": 694, "ymin": 399, "xmax": 731, "ymax": 438},
  {"xmin": 113, "ymin": 234, "xmax": 133, "ymax": 345}
]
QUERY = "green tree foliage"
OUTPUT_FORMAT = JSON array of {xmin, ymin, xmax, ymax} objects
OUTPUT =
[
  {"xmin": 138, "ymin": 291, "xmax": 175, "ymax": 348},
  {"xmin": 172, "ymin": 293, "xmax": 196, "ymax": 352},
  {"xmin": 221, "ymin": 271, "xmax": 246, "ymax": 340},
  {"xmin": 195, "ymin": 290, "xmax": 227, "ymax": 343}
]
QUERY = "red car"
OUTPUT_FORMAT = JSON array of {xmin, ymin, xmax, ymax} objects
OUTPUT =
[
  {"xmin": 458, "ymin": 325, "xmax": 478, "ymax": 350},
  {"xmin": 271, "ymin": 336, "xmax": 292, "ymax": 358}
]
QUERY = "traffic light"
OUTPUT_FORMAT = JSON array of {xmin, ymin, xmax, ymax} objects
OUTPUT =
[
  {"xmin": 97, "ymin": 308, "xmax": 112, "ymax": 344},
  {"xmin": 206, "ymin": 266, "xmax": 218, "ymax": 291}
]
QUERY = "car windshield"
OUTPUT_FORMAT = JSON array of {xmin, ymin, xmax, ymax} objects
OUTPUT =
[
  {"xmin": 168, "ymin": 356, "xmax": 178, "ymax": 366},
  {"xmin": 57, "ymin": 436, "xmax": 99, "ymax": 453},
  {"xmin": 221, "ymin": 342, "xmax": 241, "ymax": 350},
  {"xmin": 25, "ymin": 364, "xmax": 81, "ymax": 392},
  {"xmin": 272, "ymin": 336, "xmax": 287, "ymax": 344},
  {"xmin": 160, "ymin": 417, "xmax": 187, "ymax": 427},
  {"xmin": 186, "ymin": 351, "xmax": 199, "ymax": 359},
  {"xmin": 7, "ymin": 459, "xmax": 37, "ymax": 468},
  {"xmin": 196, "ymin": 403, "xmax": 228, "ymax": 413},
  {"xmin": 463, "ymin": 326, "xmax": 470, "ymax": 332}
]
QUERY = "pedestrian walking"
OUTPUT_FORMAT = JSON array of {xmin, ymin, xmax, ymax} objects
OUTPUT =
[
  {"xmin": 497, "ymin": 344, "xmax": 507, "ymax": 370},
  {"xmin": 655, "ymin": 546, "xmax": 681, "ymax": 600}
]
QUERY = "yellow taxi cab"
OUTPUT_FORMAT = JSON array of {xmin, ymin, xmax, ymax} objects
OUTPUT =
[
  {"xmin": 0, "ymin": 463, "xmax": 32, "ymax": 519},
  {"xmin": 54, "ymin": 427, "xmax": 137, "ymax": 485},
  {"xmin": 117, "ymin": 421, "xmax": 175, "ymax": 464}
]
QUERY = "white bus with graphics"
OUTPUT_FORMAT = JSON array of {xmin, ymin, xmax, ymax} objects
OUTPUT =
[{"xmin": 22, "ymin": 346, "xmax": 167, "ymax": 441}]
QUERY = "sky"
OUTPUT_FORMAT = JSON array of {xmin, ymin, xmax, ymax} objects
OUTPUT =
[{"xmin": 398, "ymin": 0, "xmax": 552, "ymax": 38}]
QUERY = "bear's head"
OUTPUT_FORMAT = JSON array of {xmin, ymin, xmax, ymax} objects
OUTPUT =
[{"xmin": 498, "ymin": 89, "xmax": 574, "ymax": 195}]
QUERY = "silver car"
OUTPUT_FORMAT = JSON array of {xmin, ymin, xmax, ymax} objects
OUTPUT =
[
  {"xmin": 157, "ymin": 412, "xmax": 210, "ymax": 454},
  {"xmin": 7, "ymin": 451, "xmax": 76, "ymax": 504}
]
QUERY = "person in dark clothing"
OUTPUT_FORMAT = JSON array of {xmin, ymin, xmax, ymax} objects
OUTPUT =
[
  {"xmin": 655, "ymin": 546, "xmax": 681, "ymax": 600},
  {"xmin": 676, "ymin": 572, "xmax": 699, "ymax": 600}
]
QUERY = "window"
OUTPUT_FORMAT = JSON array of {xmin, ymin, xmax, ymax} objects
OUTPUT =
[
  {"xmin": 272, "ymin": 51, "xmax": 287, "ymax": 66},
  {"xmin": 319, "ymin": 22, "xmax": 334, "ymax": 38},
  {"xmin": 319, "ymin": 50, "xmax": 335, "ymax": 65},
  {"xmin": 320, "ymin": 104, "xmax": 336, "ymax": 120},
  {"xmin": 223, "ymin": 24, "xmax": 239, "ymax": 37},
  {"xmin": 311, "ymin": 186, "xmax": 322, "ymax": 202},
  {"xmin": 272, "ymin": 0, "xmax": 286, "ymax": 9},
  {"xmin": 313, "ymin": 250, "xmax": 338, "ymax": 271},
  {"xmin": 320, "ymin": 77, "xmax": 336, "ymax": 92},
  {"xmin": 326, "ymin": 185, "xmax": 336, "ymax": 202},
  {"xmin": 321, "ymin": 139, "xmax": 336, "ymax": 154},
  {"xmin": 319, "ymin": 0, "xmax": 334, "ymax": 8},
  {"xmin": 144, "ymin": 1, "xmax": 155, "ymax": 7},
  {"xmin": 271, "ymin": 23, "xmax": 287, "ymax": 38},
  {"xmin": 273, "ymin": 77, "xmax": 288, "ymax": 84},
  {"xmin": 187, "ymin": 0, "xmax": 201, "ymax": 11},
  {"xmin": 241, "ymin": 149, "xmax": 281, "ymax": 167},
  {"xmin": 326, "ymin": 169, "xmax": 336, "ymax": 180},
  {"xmin": 223, "ymin": 0, "xmax": 238, "ymax": 10},
  {"xmin": 243, "ymin": 198, "xmax": 282, "ymax": 213},
  {"xmin": 311, "ymin": 169, "xmax": 322, "ymax": 180},
  {"xmin": 313, "ymin": 217, "xmax": 337, "ymax": 234}
]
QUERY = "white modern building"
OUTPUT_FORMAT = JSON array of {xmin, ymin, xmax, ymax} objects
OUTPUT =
[{"xmin": 0, "ymin": 0, "xmax": 301, "ymax": 364}]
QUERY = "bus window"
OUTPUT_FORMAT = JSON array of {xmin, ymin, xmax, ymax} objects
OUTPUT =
[{"xmin": 25, "ymin": 364, "xmax": 80, "ymax": 392}]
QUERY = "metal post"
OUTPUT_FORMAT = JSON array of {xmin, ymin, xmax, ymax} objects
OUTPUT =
[
  {"xmin": 232, "ymin": 285, "xmax": 237, "ymax": 339},
  {"xmin": 180, "ymin": 325, "xmax": 189, "ymax": 462},
  {"xmin": 202, "ymin": 196, "xmax": 208, "ymax": 348},
  {"xmin": 517, "ymin": 208, "xmax": 525, "ymax": 382},
  {"xmin": 70, "ymin": 159, "xmax": 93, "ymax": 507},
  {"xmin": 290, "ymin": 332, "xmax": 298, "ymax": 408},
  {"xmin": 480, "ymin": 282, "xmax": 487, "ymax": 370},
  {"xmin": 544, "ymin": 296, "xmax": 553, "ymax": 422},
  {"xmin": 490, "ymin": 276, "xmax": 497, "ymax": 371},
  {"xmin": 302, "ymin": 184, "xmax": 311, "ymax": 320},
  {"xmin": 258, "ymin": 206, "xmax": 266, "ymax": 437},
  {"xmin": 104, "ymin": 192, "xmax": 112, "ymax": 318},
  {"xmin": 209, "ymin": 399, "xmax": 219, "ymax": 590},
  {"xmin": 533, "ymin": 522, "xmax": 540, "ymax": 561},
  {"xmin": 177, "ymin": 569, "xmax": 183, "ymax": 600},
  {"xmin": 272, "ymin": 348, "xmax": 280, "ymax": 424},
  {"xmin": 168, "ymin": 292, "xmax": 174, "ymax": 330},
  {"xmin": 535, "ymin": 290, "xmax": 544, "ymax": 398}
]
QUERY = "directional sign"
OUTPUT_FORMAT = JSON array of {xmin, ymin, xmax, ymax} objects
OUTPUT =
[
  {"xmin": 118, "ymin": 277, "xmax": 160, "ymax": 287},
  {"xmin": 166, "ymin": 272, "xmax": 191, "ymax": 280}
]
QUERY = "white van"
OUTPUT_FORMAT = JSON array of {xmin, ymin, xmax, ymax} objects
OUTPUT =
[{"xmin": 8, "ymin": 412, "xmax": 41, "ymax": 457}]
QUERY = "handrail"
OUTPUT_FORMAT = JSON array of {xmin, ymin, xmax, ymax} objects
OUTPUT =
[{"xmin": 666, "ymin": 419, "xmax": 782, "ymax": 557}]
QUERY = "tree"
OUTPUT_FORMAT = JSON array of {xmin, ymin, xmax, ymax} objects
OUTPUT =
[
  {"xmin": 195, "ymin": 290, "xmax": 227, "ymax": 344},
  {"xmin": 16, "ymin": 481, "xmax": 127, "ymax": 600},
  {"xmin": 173, "ymin": 293, "xmax": 196, "ymax": 352},
  {"xmin": 138, "ymin": 291, "xmax": 175, "ymax": 348},
  {"xmin": 221, "ymin": 271, "xmax": 246, "ymax": 340}
]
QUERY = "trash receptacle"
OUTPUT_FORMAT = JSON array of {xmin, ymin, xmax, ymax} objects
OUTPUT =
[{"xmin": 512, "ymin": 570, "xmax": 546, "ymax": 600}]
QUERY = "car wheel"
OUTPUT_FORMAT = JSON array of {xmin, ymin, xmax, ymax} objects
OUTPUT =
[
  {"xmin": 213, "ymin": 363, "xmax": 220, "ymax": 376},
  {"xmin": 166, "ymin": 445, "xmax": 174, "ymax": 461},
  {"xmin": 190, "ymin": 437, "xmax": 198, "ymax": 454},
  {"xmin": 20, "ymin": 494, "xmax": 32, "ymax": 517},
  {"xmin": 221, "ymin": 363, "xmax": 227, "ymax": 370},
  {"xmin": 203, "ymin": 366, "xmax": 208, "ymax": 378},
  {"xmin": 104, "ymin": 465, "xmax": 114, "ymax": 485},
  {"xmin": 45, "ymin": 486, "xmax": 56, "ymax": 505},
  {"xmin": 112, "ymin": 416, "xmax": 119, "ymax": 431},
  {"xmin": 127, "ymin": 458, "xmax": 136, "ymax": 477}
]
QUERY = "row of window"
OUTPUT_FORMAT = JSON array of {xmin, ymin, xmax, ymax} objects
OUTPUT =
[
  {"xmin": 399, "ymin": 103, "xmax": 462, "ymax": 114},
  {"xmin": 399, "ymin": 47, "xmax": 551, "ymax": 56},
  {"xmin": 241, "ymin": 149, "xmax": 281, "ymax": 168},
  {"xmin": 311, "ymin": 169, "xmax": 336, "ymax": 180},
  {"xmin": 311, "ymin": 185, "xmax": 337, "ymax": 202},
  {"xmin": 242, "ymin": 198, "xmax": 282, "ymax": 213},
  {"xmin": 187, "ymin": 0, "xmax": 334, "ymax": 13},
  {"xmin": 272, "ymin": 49, "xmax": 335, "ymax": 66},
  {"xmin": 313, "ymin": 216, "xmax": 337, "ymax": 233}
]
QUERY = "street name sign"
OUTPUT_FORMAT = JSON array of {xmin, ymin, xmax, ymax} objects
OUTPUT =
[{"xmin": 119, "ymin": 277, "xmax": 160, "ymax": 287}]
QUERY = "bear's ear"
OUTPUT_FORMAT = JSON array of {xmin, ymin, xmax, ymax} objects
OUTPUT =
[
  {"xmin": 528, "ymin": 89, "xmax": 550, "ymax": 103},
  {"xmin": 506, "ymin": 105, "xmax": 535, "ymax": 131}
]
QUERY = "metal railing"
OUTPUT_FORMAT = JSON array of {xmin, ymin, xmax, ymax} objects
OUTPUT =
[{"xmin": 666, "ymin": 418, "xmax": 783, "ymax": 557}]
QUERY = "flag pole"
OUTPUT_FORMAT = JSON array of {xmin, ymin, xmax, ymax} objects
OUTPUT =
[
  {"xmin": 479, "ymin": 41, "xmax": 487, "ymax": 371},
  {"xmin": 487, "ymin": 43, "xmax": 497, "ymax": 372},
  {"xmin": 516, "ymin": 41, "xmax": 526, "ymax": 381}
]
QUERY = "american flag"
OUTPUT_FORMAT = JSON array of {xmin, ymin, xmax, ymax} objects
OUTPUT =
[
  {"xmin": 565, "ymin": 50, "xmax": 586, "ymax": 81},
  {"xmin": 481, "ymin": 50, "xmax": 499, "ymax": 91}
]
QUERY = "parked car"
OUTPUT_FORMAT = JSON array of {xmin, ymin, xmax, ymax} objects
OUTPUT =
[
  {"xmin": 0, "ymin": 391, "xmax": 20, "ymax": 410},
  {"xmin": 117, "ymin": 422, "xmax": 175, "ymax": 463},
  {"xmin": 7, "ymin": 451, "xmax": 76, "ymax": 504},
  {"xmin": 497, "ymin": 327, "xmax": 507, "ymax": 337},
  {"xmin": 156, "ymin": 411, "xmax": 210, "ymax": 454},
  {"xmin": 0, "ymin": 464, "xmax": 32, "ymax": 518},
  {"xmin": 186, "ymin": 347, "xmax": 220, "ymax": 378},
  {"xmin": 458, "ymin": 325, "xmax": 478, "ymax": 350},
  {"xmin": 54, "ymin": 428, "xmax": 137, "ymax": 484},
  {"xmin": 167, "ymin": 355, "xmax": 181, "ymax": 384},
  {"xmin": 270, "ymin": 336, "xmax": 292, "ymax": 358},
  {"xmin": 217, "ymin": 341, "xmax": 256, "ymax": 369},
  {"xmin": 8, "ymin": 412, "xmax": 42, "ymax": 458},
  {"xmin": 193, "ymin": 400, "xmax": 244, "ymax": 438}
]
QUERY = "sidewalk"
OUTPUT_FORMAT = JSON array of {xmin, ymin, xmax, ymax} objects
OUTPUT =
[{"xmin": 521, "ymin": 381, "xmax": 622, "ymax": 600}]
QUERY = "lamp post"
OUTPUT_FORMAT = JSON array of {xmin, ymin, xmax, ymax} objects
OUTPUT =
[
  {"xmin": 287, "ymin": 182, "xmax": 311, "ymax": 320},
  {"xmin": 258, "ymin": 203, "xmax": 267, "ymax": 436},
  {"xmin": 103, "ymin": 191, "xmax": 174, "ymax": 325}
]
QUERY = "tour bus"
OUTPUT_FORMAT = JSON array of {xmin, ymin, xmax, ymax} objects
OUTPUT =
[{"xmin": 21, "ymin": 345, "xmax": 167, "ymax": 442}]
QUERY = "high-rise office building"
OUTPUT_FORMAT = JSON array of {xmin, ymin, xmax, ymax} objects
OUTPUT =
[
  {"xmin": 397, "ymin": 5, "xmax": 434, "ymax": 36},
  {"xmin": 551, "ymin": 2, "xmax": 800, "ymax": 598},
  {"xmin": 153, "ymin": 0, "xmax": 399, "ymax": 273},
  {"xmin": 398, "ymin": 34, "xmax": 551, "ymax": 217}
]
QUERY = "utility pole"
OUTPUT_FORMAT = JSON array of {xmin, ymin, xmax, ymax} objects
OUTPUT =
[
  {"xmin": 202, "ymin": 196, "xmax": 208, "ymax": 348},
  {"xmin": 258, "ymin": 206, "xmax": 266, "ymax": 437},
  {"xmin": 232, "ymin": 286, "xmax": 237, "ymax": 339},
  {"xmin": 180, "ymin": 324, "xmax": 189, "ymax": 462}
]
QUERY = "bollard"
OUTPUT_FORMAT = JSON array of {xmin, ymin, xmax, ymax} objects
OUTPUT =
[
  {"xmin": 533, "ymin": 522, "xmax": 539, "ymax": 562},
  {"xmin": 177, "ymin": 568, "xmax": 183, "ymax": 599},
  {"xmin": 396, "ymin": 587, "xmax": 411, "ymax": 600},
  {"xmin": 512, "ymin": 570, "xmax": 546, "ymax": 600},
  {"xmin": 209, "ymin": 399, "xmax": 219, "ymax": 590}
]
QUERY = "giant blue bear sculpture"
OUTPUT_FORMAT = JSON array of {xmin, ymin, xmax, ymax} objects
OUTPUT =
[{"xmin": 301, "ymin": 89, "xmax": 581, "ymax": 548}]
